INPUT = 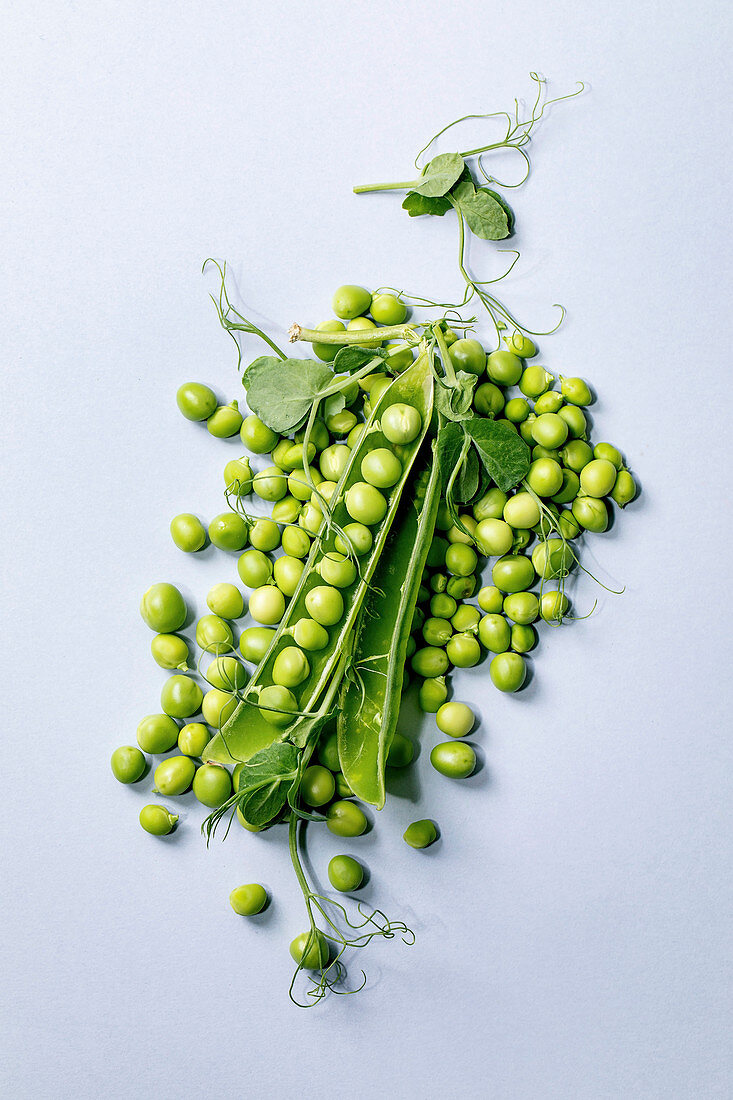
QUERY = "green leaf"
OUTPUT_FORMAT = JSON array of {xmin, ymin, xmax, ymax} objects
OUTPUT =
[
  {"xmin": 402, "ymin": 192, "xmax": 451, "ymax": 218},
  {"xmin": 452, "ymin": 181, "xmax": 510, "ymax": 241},
  {"xmin": 463, "ymin": 417, "xmax": 531, "ymax": 492},
  {"xmin": 413, "ymin": 153, "xmax": 465, "ymax": 198},
  {"xmin": 435, "ymin": 420, "xmax": 465, "ymax": 484},
  {"xmin": 433, "ymin": 370, "xmax": 477, "ymax": 421},
  {"xmin": 455, "ymin": 445, "xmax": 480, "ymax": 503},
  {"xmin": 244, "ymin": 357, "xmax": 335, "ymax": 433},
  {"xmin": 332, "ymin": 346, "xmax": 387, "ymax": 374},
  {"xmin": 323, "ymin": 391, "xmax": 346, "ymax": 420},
  {"xmin": 236, "ymin": 741, "xmax": 300, "ymax": 827},
  {"xmin": 484, "ymin": 187, "xmax": 515, "ymax": 235}
]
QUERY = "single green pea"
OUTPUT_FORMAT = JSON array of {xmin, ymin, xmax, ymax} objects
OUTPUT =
[
  {"xmin": 370, "ymin": 292, "xmax": 407, "ymax": 325},
  {"xmin": 299, "ymin": 500, "xmax": 324, "ymax": 535},
  {"xmin": 571, "ymin": 494, "xmax": 608, "ymax": 532},
  {"xmin": 445, "ymin": 543, "xmax": 478, "ymax": 577},
  {"xmin": 503, "ymin": 492, "xmax": 540, "ymax": 530},
  {"xmin": 477, "ymin": 585, "xmax": 504, "ymax": 613},
  {"xmin": 326, "ymin": 409, "xmax": 358, "ymax": 436},
  {"xmin": 176, "ymin": 382, "xmax": 218, "ymax": 422},
  {"xmin": 295, "ymin": 418, "xmax": 330, "ymax": 451},
  {"xmin": 436, "ymin": 701, "xmax": 474, "ymax": 738},
  {"xmin": 161, "ymin": 674, "xmax": 204, "ymax": 719},
  {"xmin": 239, "ymin": 626, "xmax": 276, "ymax": 663},
  {"xmin": 316, "ymin": 552, "xmax": 357, "ymax": 589},
  {"xmin": 249, "ymin": 585, "xmax": 286, "ymax": 625},
  {"xmin": 502, "ymin": 397, "xmax": 530, "ymax": 424},
  {"xmin": 206, "ymin": 582, "xmax": 245, "ymax": 620},
  {"xmin": 208, "ymin": 512, "xmax": 249, "ymax": 552},
  {"xmin": 333, "ymin": 285, "xmax": 372, "ymax": 319},
  {"xmin": 140, "ymin": 583, "xmax": 187, "ymax": 633},
  {"xmin": 593, "ymin": 442, "xmax": 623, "ymax": 469},
  {"xmin": 326, "ymin": 800, "xmax": 368, "ymax": 837},
  {"xmin": 290, "ymin": 930, "xmax": 329, "ymax": 969},
  {"xmin": 557, "ymin": 510, "xmax": 582, "ymax": 540},
  {"xmin": 193, "ymin": 764, "xmax": 232, "ymax": 808},
  {"xmin": 446, "ymin": 517, "xmax": 477, "ymax": 545},
  {"xmin": 313, "ymin": 319, "xmax": 347, "ymax": 362},
  {"xmin": 361, "ymin": 447, "xmax": 402, "ymax": 489},
  {"xmin": 111, "ymin": 746, "xmax": 146, "ymax": 783},
  {"xmin": 446, "ymin": 574, "xmax": 477, "ymax": 599},
  {"xmin": 328, "ymin": 855, "xmax": 364, "ymax": 892},
  {"xmin": 526, "ymin": 458, "xmax": 564, "ymax": 497},
  {"xmin": 505, "ymin": 331, "xmax": 537, "ymax": 358},
  {"xmin": 560, "ymin": 376, "xmax": 593, "ymax": 406},
  {"xmin": 202, "ymin": 688, "xmax": 237, "ymax": 728},
  {"xmin": 532, "ymin": 412, "xmax": 569, "ymax": 449},
  {"xmin": 170, "ymin": 513, "xmax": 207, "ymax": 553},
  {"xmin": 257, "ymin": 684, "xmax": 297, "ymax": 727},
  {"xmin": 478, "ymin": 613, "xmax": 511, "ymax": 653},
  {"xmin": 411, "ymin": 646, "xmax": 449, "ymax": 678},
  {"xmin": 240, "ymin": 414, "xmax": 279, "ymax": 453},
  {"xmin": 237, "ymin": 548, "xmax": 273, "ymax": 589},
  {"xmin": 196, "ymin": 614, "xmax": 234, "ymax": 653},
  {"xmin": 317, "ymin": 730, "xmax": 340, "ymax": 772},
  {"xmin": 207, "ymin": 400, "xmax": 243, "ymax": 438},
  {"xmin": 611, "ymin": 469, "xmax": 636, "ymax": 507},
  {"xmin": 561, "ymin": 439, "xmax": 593, "ymax": 472},
  {"xmin": 224, "ymin": 457, "xmax": 253, "ymax": 496},
  {"xmin": 271, "ymin": 495, "xmax": 303, "ymax": 524},
  {"xmin": 579, "ymin": 458, "xmax": 617, "ymax": 498},
  {"xmin": 137, "ymin": 713, "xmax": 179, "ymax": 754},
  {"xmin": 347, "ymin": 423, "xmax": 366, "ymax": 448},
  {"xmin": 551, "ymin": 469, "xmax": 580, "ymax": 505},
  {"xmin": 273, "ymin": 555, "xmax": 305, "ymax": 597},
  {"xmin": 430, "ymin": 571, "xmax": 448, "ymax": 592},
  {"xmin": 305, "ymin": 585, "xmax": 344, "ymax": 627},
  {"xmin": 205, "ymin": 655, "xmax": 247, "ymax": 691},
  {"xmin": 532, "ymin": 445, "xmax": 562, "ymax": 463},
  {"xmin": 430, "ymin": 741, "xmax": 476, "ymax": 779},
  {"xmin": 140, "ymin": 804, "xmax": 178, "ymax": 836},
  {"xmin": 446, "ymin": 632, "xmax": 481, "ymax": 668},
  {"xmin": 540, "ymin": 590, "xmax": 570, "ymax": 623},
  {"xmin": 253, "ymin": 466, "xmax": 288, "ymax": 502},
  {"xmin": 473, "ymin": 489, "xmax": 508, "ymax": 522},
  {"xmin": 473, "ymin": 381, "xmax": 505, "ymax": 418},
  {"xmin": 381, "ymin": 403, "xmax": 422, "ymax": 445},
  {"xmin": 534, "ymin": 390, "xmax": 564, "ymax": 414},
  {"xmin": 422, "ymin": 616, "xmax": 453, "ymax": 647},
  {"xmin": 248, "ymin": 518, "xmax": 281, "ymax": 553},
  {"xmin": 345, "ymin": 482, "xmax": 388, "ymax": 526},
  {"xmin": 387, "ymin": 732, "xmax": 415, "ymax": 768},
  {"xmin": 281, "ymin": 526, "xmax": 311, "ymax": 559},
  {"xmin": 451, "ymin": 605, "xmax": 480, "ymax": 633},
  {"xmin": 519, "ymin": 365, "xmax": 553, "ymax": 398},
  {"xmin": 272, "ymin": 646, "xmax": 310, "ymax": 688},
  {"xmin": 178, "ymin": 722, "xmax": 211, "ymax": 757},
  {"xmin": 291, "ymin": 618, "xmax": 330, "ymax": 651},
  {"xmin": 503, "ymin": 591, "xmax": 540, "ymax": 624},
  {"xmin": 511, "ymin": 623, "xmax": 537, "ymax": 653},
  {"xmin": 531, "ymin": 539, "xmax": 575, "ymax": 581},
  {"xmin": 366, "ymin": 375, "xmax": 393, "ymax": 408},
  {"xmin": 492, "ymin": 554, "xmax": 536, "ymax": 594},
  {"xmin": 229, "ymin": 884, "xmax": 268, "ymax": 915},
  {"xmin": 448, "ymin": 338, "xmax": 486, "ymax": 377},
  {"xmin": 418, "ymin": 676, "xmax": 448, "ymax": 713},
  {"xmin": 333, "ymin": 522, "xmax": 372, "ymax": 557},
  {"xmin": 335, "ymin": 773, "xmax": 354, "ymax": 798},
  {"xmin": 519, "ymin": 415, "xmax": 537, "ymax": 445},
  {"xmin": 272, "ymin": 439, "xmax": 291, "ymax": 468},
  {"xmin": 299, "ymin": 764, "xmax": 335, "ymax": 807},
  {"xmin": 153, "ymin": 755, "xmax": 196, "ymax": 796},
  {"xmin": 486, "ymin": 349, "xmax": 523, "ymax": 386},
  {"xmin": 403, "ymin": 819, "xmax": 438, "ymax": 848},
  {"xmin": 151, "ymin": 633, "xmax": 189, "ymax": 671},
  {"xmin": 287, "ymin": 465, "xmax": 323, "ymax": 502},
  {"xmin": 430, "ymin": 593, "xmax": 457, "ymax": 619},
  {"xmin": 474, "ymin": 518, "xmax": 514, "ymax": 557},
  {"xmin": 319, "ymin": 443, "xmax": 351, "ymax": 482},
  {"xmin": 558, "ymin": 405, "xmax": 587, "ymax": 440},
  {"xmin": 489, "ymin": 651, "xmax": 526, "ymax": 692}
]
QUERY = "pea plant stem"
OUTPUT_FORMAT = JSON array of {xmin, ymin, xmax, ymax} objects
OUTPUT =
[
  {"xmin": 432, "ymin": 324, "xmax": 457, "ymax": 385},
  {"xmin": 352, "ymin": 181, "xmax": 415, "ymax": 194}
]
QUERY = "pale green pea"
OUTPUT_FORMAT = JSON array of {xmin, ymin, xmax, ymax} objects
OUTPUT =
[
  {"xmin": 579, "ymin": 458, "xmax": 617, "ymax": 498},
  {"xmin": 446, "ymin": 574, "xmax": 476, "ymax": 599},
  {"xmin": 205, "ymin": 655, "xmax": 247, "ymax": 691},
  {"xmin": 252, "ymin": 466, "xmax": 288, "ymax": 502},
  {"xmin": 560, "ymin": 376, "xmax": 592, "ymax": 406},
  {"xmin": 237, "ymin": 548, "xmax": 273, "ymax": 588},
  {"xmin": 299, "ymin": 501, "xmax": 324, "ymax": 535},
  {"xmin": 240, "ymin": 414, "xmax": 278, "ymax": 453},
  {"xmin": 503, "ymin": 591, "xmax": 539, "ymax": 624},
  {"xmin": 111, "ymin": 746, "xmax": 146, "ymax": 784},
  {"xmin": 436, "ymin": 701, "xmax": 474, "ymax": 738},
  {"xmin": 281, "ymin": 526, "xmax": 311, "ymax": 558},
  {"xmin": 208, "ymin": 512, "xmax": 249, "ymax": 552},
  {"xmin": 178, "ymin": 722, "xmax": 210, "ymax": 757},
  {"xmin": 477, "ymin": 585, "xmax": 504, "ymax": 613},
  {"xmin": 206, "ymin": 583, "xmax": 245, "ymax": 620},
  {"xmin": 239, "ymin": 626, "xmax": 276, "ymax": 663},
  {"xmin": 316, "ymin": 552, "xmax": 357, "ymax": 588},
  {"xmin": 594, "ymin": 442, "xmax": 623, "ymax": 469},
  {"xmin": 248, "ymin": 518, "xmax": 281, "ymax": 552},
  {"xmin": 229, "ymin": 884, "xmax": 268, "ymax": 915},
  {"xmin": 473, "ymin": 382, "xmax": 505, "ymax": 418},
  {"xmin": 224, "ymin": 457, "xmax": 253, "ymax": 496},
  {"xmin": 273, "ymin": 555, "xmax": 305, "ymax": 597},
  {"xmin": 475, "ymin": 518, "xmax": 513, "ymax": 556},
  {"xmin": 272, "ymin": 646, "xmax": 310, "ymax": 688},
  {"xmin": 140, "ymin": 805, "xmax": 178, "ymax": 836},
  {"xmin": 505, "ymin": 332, "xmax": 537, "ymax": 358},
  {"xmin": 140, "ymin": 583, "xmax": 186, "ymax": 633},
  {"xmin": 446, "ymin": 632, "xmax": 481, "ymax": 668},
  {"xmin": 511, "ymin": 623, "xmax": 537, "ymax": 653},
  {"xmin": 446, "ymin": 517, "xmax": 477, "ymax": 545},
  {"xmin": 611, "ymin": 469, "xmax": 636, "ymax": 507},
  {"xmin": 489, "ymin": 652, "xmax": 526, "ymax": 692},
  {"xmin": 519, "ymin": 365, "xmax": 552, "ymax": 397},
  {"xmin": 207, "ymin": 401, "xmax": 243, "ymax": 438},
  {"xmin": 558, "ymin": 405, "xmax": 588, "ymax": 439},
  {"xmin": 249, "ymin": 585, "xmax": 286, "ymax": 624},
  {"xmin": 257, "ymin": 684, "xmax": 297, "ymax": 727},
  {"xmin": 291, "ymin": 618, "xmax": 329, "ymax": 651},
  {"xmin": 305, "ymin": 585, "xmax": 344, "ymax": 626},
  {"xmin": 328, "ymin": 855, "xmax": 364, "ymax": 891},
  {"xmin": 326, "ymin": 409, "xmax": 358, "ymax": 436},
  {"xmin": 153, "ymin": 755, "xmax": 196, "ymax": 795},
  {"xmin": 137, "ymin": 713, "xmax": 179, "ymax": 754},
  {"xmin": 271, "ymin": 496, "xmax": 302, "ymax": 524},
  {"xmin": 540, "ymin": 590, "xmax": 570, "ymax": 623},
  {"xmin": 534, "ymin": 390, "xmax": 564, "ymax": 414},
  {"xmin": 161, "ymin": 675, "xmax": 203, "ymax": 719},
  {"xmin": 403, "ymin": 820, "xmax": 438, "ymax": 848},
  {"xmin": 288, "ymin": 465, "xmax": 323, "ymax": 502},
  {"xmin": 473, "ymin": 488, "xmax": 507, "ymax": 521},
  {"xmin": 170, "ymin": 513, "xmax": 207, "ymax": 553},
  {"xmin": 478, "ymin": 613, "xmax": 511, "ymax": 653},
  {"xmin": 151, "ymin": 633, "xmax": 189, "ymax": 671},
  {"xmin": 334, "ymin": 522, "xmax": 373, "ymax": 557},
  {"xmin": 193, "ymin": 764, "xmax": 232, "ymax": 808},
  {"xmin": 430, "ymin": 742, "xmax": 476, "ymax": 779},
  {"xmin": 418, "ymin": 676, "xmax": 448, "ymax": 713},
  {"xmin": 504, "ymin": 397, "xmax": 531, "ymax": 423},
  {"xmin": 202, "ymin": 688, "xmax": 237, "ymax": 728},
  {"xmin": 196, "ymin": 614, "xmax": 234, "ymax": 653}
]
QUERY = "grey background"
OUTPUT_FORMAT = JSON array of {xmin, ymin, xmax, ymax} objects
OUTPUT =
[{"xmin": 2, "ymin": 2, "xmax": 731, "ymax": 1098}]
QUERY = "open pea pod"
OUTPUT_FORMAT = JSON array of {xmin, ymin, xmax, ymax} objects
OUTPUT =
[
  {"xmin": 204, "ymin": 349, "xmax": 435, "ymax": 766},
  {"xmin": 337, "ymin": 444, "xmax": 442, "ymax": 807}
]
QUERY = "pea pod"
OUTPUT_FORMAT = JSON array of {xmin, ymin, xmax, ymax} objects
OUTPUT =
[
  {"xmin": 337, "ymin": 445, "xmax": 442, "ymax": 807},
  {"xmin": 204, "ymin": 350, "xmax": 435, "ymax": 765}
]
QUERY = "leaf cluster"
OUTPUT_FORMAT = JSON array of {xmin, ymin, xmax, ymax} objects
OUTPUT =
[
  {"xmin": 402, "ymin": 156, "xmax": 511, "ymax": 242},
  {"xmin": 242, "ymin": 355, "xmax": 346, "ymax": 433},
  {"xmin": 436, "ymin": 415, "xmax": 530, "ymax": 514}
]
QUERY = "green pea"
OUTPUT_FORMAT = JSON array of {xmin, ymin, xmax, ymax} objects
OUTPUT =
[
  {"xmin": 161, "ymin": 674, "xmax": 203, "ymax": 719},
  {"xmin": 151, "ymin": 633, "xmax": 189, "ymax": 671},
  {"xmin": 370, "ymin": 292, "xmax": 407, "ymax": 325},
  {"xmin": 299, "ymin": 500, "xmax": 325, "ymax": 535},
  {"xmin": 272, "ymin": 646, "xmax": 310, "ymax": 688},
  {"xmin": 387, "ymin": 732, "xmax": 415, "ymax": 767},
  {"xmin": 333, "ymin": 285, "xmax": 372, "ymax": 319},
  {"xmin": 430, "ymin": 741, "xmax": 476, "ymax": 779},
  {"xmin": 503, "ymin": 591, "xmax": 540, "ymax": 624},
  {"xmin": 478, "ymin": 613, "xmax": 511, "ymax": 653},
  {"xmin": 519, "ymin": 415, "xmax": 537, "ymax": 445},
  {"xmin": 430, "ymin": 571, "xmax": 448, "ymax": 592},
  {"xmin": 422, "ymin": 617, "xmax": 453, "ymax": 647},
  {"xmin": 253, "ymin": 466, "xmax": 288, "ymax": 502},
  {"xmin": 229, "ymin": 884, "xmax": 268, "ymax": 915},
  {"xmin": 332, "ymin": 522, "xmax": 371, "ymax": 558},
  {"xmin": 317, "ymin": 443, "xmax": 349, "ymax": 482},
  {"xmin": 249, "ymin": 585, "xmax": 286, "ymax": 625},
  {"xmin": 239, "ymin": 626, "xmax": 276, "ymax": 663},
  {"xmin": 205, "ymin": 655, "xmax": 247, "ymax": 691},
  {"xmin": 240, "ymin": 414, "xmax": 278, "ymax": 453},
  {"xmin": 304, "ymin": 585, "xmax": 344, "ymax": 627},
  {"xmin": 207, "ymin": 400, "xmax": 243, "ymax": 438},
  {"xmin": 137, "ymin": 713, "xmax": 179, "ymax": 754},
  {"xmin": 291, "ymin": 618, "xmax": 329, "ymax": 651},
  {"xmin": 489, "ymin": 652, "xmax": 526, "ymax": 692},
  {"xmin": 446, "ymin": 574, "xmax": 476, "ymax": 599},
  {"xmin": 224, "ymin": 457, "xmax": 253, "ymax": 496},
  {"xmin": 316, "ymin": 552, "xmax": 357, "ymax": 588},
  {"xmin": 445, "ymin": 544, "xmax": 478, "ymax": 577},
  {"xmin": 512, "ymin": 528, "xmax": 533, "ymax": 552},
  {"xmin": 532, "ymin": 445, "xmax": 561, "ymax": 464},
  {"xmin": 505, "ymin": 332, "xmax": 537, "ymax": 358},
  {"xmin": 176, "ymin": 382, "xmax": 217, "ymax": 421},
  {"xmin": 418, "ymin": 676, "xmax": 448, "ymax": 713},
  {"xmin": 381, "ymin": 403, "xmax": 422, "ymax": 445},
  {"xmin": 486, "ymin": 349, "xmax": 523, "ymax": 385},
  {"xmin": 411, "ymin": 646, "xmax": 449, "ymax": 678},
  {"xmin": 557, "ymin": 510, "xmax": 582, "ymax": 540},
  {"xmin": 540, "ymin": 590, "xmax": 570, "ymax": 623},
  {"xmin": 492, "ymin": 554, "xmax": 535, "ymax": 594},
  {"xmin": 287, "ymin": 465, "xmax": 323, "ymax": 502},
  {"xmin": 300, "ymin": 764, "xmax": 335, "ymax": 806},
  {"xmin": 139, "ymin": 804, "xmax": 178, "ymax": 836},
  {"xmin": 247, "ymin": 518, "xmax": 280, "ymax": 553},
  {"xmin": 153, "ymin": 755, "xmax": 196, "ymax": 795},
  {"xmin": 551, "ymin": 469, "xmax": 580, "ymax": 505},
  {"xmin": 534, "ymin": 390, "xmax": 564, "ymax": 414},
  {"xmin": 196, "ymin": 614, "xmax": 234, "ymax": 653},
  {"xmin": 502, "ymin": 397, "xmax": 529, "ymax": 424},
  {"xmin": 208, "ymin": 512, "xmax": 249, "ymax": 552},
  {"xmin": 526, "ymin": 458, "xmax": 564, "ymax": 497},
  {"xmin": 430, "ymin": 593, "xmax": 457, "ymax": 619},
  {"xmin": 326, "ymin": 409, "xmax": 359, "ymax": 436},
  {"xmin": 473, "ymin": 382, "xmax": 505, "ymax": 417},
  {"xmin": 447, "ymin": 632, "xmax": 480, "ymax": 667},
  {"xmin": 532, "ymin": 412, "xmax": 569, "ymax": 449},
  {"xmin": 385, "ymin": 342, "xmax": 414, "ymax": 372},
  {"xmin": 519, "ymin": 365, "xmax": 552, "ymax": 397},
  {"xmin": 193, "ymin": 763, "xmax": 232, "ymax": 808},
  {"xmin": 560, "ymin": 376, "xmax": 592, "ymax": 406},
  {"xmin": 446, "ymin": 517, "xmax": 477, "ymax": 545},
  {"xmin": 572, "ymin": 494, "xmax": 608, "ymax": 532},
  {"xmin": 111, "ymin": 746, "xmax": 146, "ymax": 783},
  {"xmin": 296, "ymin": 418, "xmax": 330, "ymax": 451},
  {"xmin": 451, "ymin": 605, "xmax": 480, "ymax": 633},
  {"xmin": 170, "ymin": 513, "xmax": 207, "ymax": 552},
  {"xmin": 237, "ymin": 548, "xmax": 273, "ymax": 588},
  {"xmin": 436, "ymin": 701, "xmax": 474, "ymax": 738},
  {"xmin": 448, "ymin": 338, "xmax": 486, "ymax": 376},
  {"xmin": 178, "ymin": 722, "xmax": 210, "ymax": 757},
  {"xmin": 326, "ymin": 800, "xmax": 368, "ymax": 836},
  {"xmin": 281, "ymin": 527, "xmax": 311, "ymax": 559},
  {"xmin": 477, "ymin": 585, "xmax": 504, "ymax": 613},
  {"xmin": 273, "ymin": 555, "xmax": 305, "ymax": 597},
  {"xmin": 206, "ymin": 582, "xmax": 245, "ymax": 620},
  {"xmin": 611, "ymin": 469, "xmax": 636, "ymax": 507},
  {"xmin": 558, "ymin": 405, "xmax": 587, "ymax": 440},
  {"xmin": 272, "ymin": 439, "xmax": 291, "ymax": 468},
  {"xmin": 403, "ymin": 820, "xmax": 438, "ymax": 848},
  {"xmin": 580, "ymin": 458, "xmax": 617, "ymax": 498},
  {"xmin": 345, "ymin": 482, "xmax": 388, "ymax": 526},
  {"xmin": 140, "ymin": 583, "xmax": 186, "ymax": 633},
  {"xmin": 502, "ymin": 492, "xmax": 539, "ymax": 530},
  {"xmin": 257, "ymin": 685, "xmax": 297, "ymax": 727},
  {"xmin": 561, "ymin": 439, "xmax": 593, "ymax": 472},
  {"xmin": 313, "ymin": 319, "xmax": 347, "ymax": 362},
  {"xmin": 271, "ymin": 495, "xmax": 302, "ymax": 524},
  {"xmin": 202, "ymin": 688, "xmax": 237, "ymax": 728},
  {"xmin": 317, "ymin": 730, "xmax": 340, "ymax": 771},
  {"xmin": 511, "ymin": 623, "xmax": 537, "ymax": 653},
  {"xmin": 531, "ymin": 539, "xmax": 574, "ymax": 581},
  {"xmin": 335, "ymin": 773, "xmax": 354, "ymax": 798},
  {"xmin": 328, "ymin": 855, "xmax": 364, "ymax": 892},
  {"xmin": 474, "ymin": 518, "xmax": 513, "ymax": 556},
  {"xmin": 473, "ymin": 492, "xmax": 508, "ymax": 526},
  {"xmin": 290, "ymin": 930, "xmax": 329, "ymax": 969},
  {"xmin": 360, "ymin": 448, "xmax": 402, "ymax": 490}
]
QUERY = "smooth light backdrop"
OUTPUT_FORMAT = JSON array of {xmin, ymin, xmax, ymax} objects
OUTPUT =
[{"xmin": 1, "ymin": 2, "xmax": 731, "ymax": 1098}]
